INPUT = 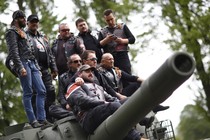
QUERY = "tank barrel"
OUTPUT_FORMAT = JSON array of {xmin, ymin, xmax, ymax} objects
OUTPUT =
[{"xmin": 89, "ymin": 52, "xmax": 195, "ymax": 140}]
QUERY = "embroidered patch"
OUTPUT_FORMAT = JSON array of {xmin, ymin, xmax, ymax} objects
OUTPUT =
[{"xmin": 65, "ymin": 83, "xmax": 80, "ymax": 99}]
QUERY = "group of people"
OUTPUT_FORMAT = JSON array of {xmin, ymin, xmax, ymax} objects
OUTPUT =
[{"xmin": 5, "ymin": 9, "xmax": 169, "ymax": 140}]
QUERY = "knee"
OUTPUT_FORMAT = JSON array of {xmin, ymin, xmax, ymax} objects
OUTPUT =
[{"xmin": 109, "ymin": 102, "xmax": 121, "ymax": 111}]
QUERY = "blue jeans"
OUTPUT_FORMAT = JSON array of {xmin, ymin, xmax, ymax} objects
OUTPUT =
[{"xmin": 19, "ymin": 60, "xmax": 46, "ymax": 123}]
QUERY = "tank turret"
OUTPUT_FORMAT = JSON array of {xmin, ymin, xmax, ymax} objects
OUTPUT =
[{"xmin": 0, "ymin": 52, "xmax": 195, "ymax": 140}]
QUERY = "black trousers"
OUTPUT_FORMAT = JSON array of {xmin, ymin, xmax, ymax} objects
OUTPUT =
[
  {"xmin": 113, "ymin": 51, "xmax": 131, "ymax": 74},
  {"xmin": 122, "ymin": 82, "xmax": 141, "ymax": 97},
  {"xmin": 82, "ymin": 102, "xmax": 140, "ymax": 140}
]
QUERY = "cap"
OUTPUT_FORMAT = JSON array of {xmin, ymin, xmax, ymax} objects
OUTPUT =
[
  {"xmin": 12, "ymin": 10, "xmax": 26, "ymax": 19},
  {"xmin": 27, "ymin": 14, "xmax": 39, "ymax": 22},
  {"xmin": 78, "ymin": 65, "xmax": 94, "ymax": 72}
]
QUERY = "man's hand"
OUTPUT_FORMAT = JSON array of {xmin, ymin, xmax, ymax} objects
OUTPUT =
[
  {"xmin": 100, "ymin": 34, "xmax": 118, "ymax": 46},
  {"xmin": 137, "ymin": 77, "xmax": 144, "ymax": 83},
  {"xmin": 75, "ymin": 77, "xmax": 84, "ymax": 86},
  {"xmin": 66, "ymin": 104, "xmax": 71, "ymax": 111},
  {"xmin": 20, "ymin": 68, "xmax": 27, "ymax": 76},
  {"xmin": 116, "ymin": 92, "xmax": 127, "ymax": 100},
  {"xmin": 114, "ymin": 67, "xmax": 122, "ymax": 77},
  {"xmin": 114, "ymin": 38, "xmax": 128, "ymax": 44},
  {"xmin": 51, "ymin": 71, "xmax": 58, "ymax": 79}
]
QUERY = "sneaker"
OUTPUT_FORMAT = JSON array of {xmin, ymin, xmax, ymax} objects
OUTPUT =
[
  {"xmin": 23, "ymin": 123, "xmax": 33, "ymax": 130},
  {"xmin": 30, "ymin": 121, "xmax": 43, "ymax": 128},
  {"xmin": 39, "ymin": 120, "xmax": 53, "ymax": 127}
]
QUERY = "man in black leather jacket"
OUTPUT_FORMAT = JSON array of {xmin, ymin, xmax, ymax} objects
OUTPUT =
[
  {"xmin": 58, "ymin": 54, "xmax": 82, "ymax": 110},
  {"xmin": 5, "ymin": 10, "xmax": 48, "ymax": 128},
  {"xmin": 26, "ymin": 14, "xmax": 58, "ymax": 122},
  {"xmin": 98, "ymin": 53, "xmax": 143, "ymax": 96},
  {"xmin": 51, "ymin": 23, "xmax": 85, "ymax": 76},
  {"xmin": 65, "ymin": 64, "xmax": 148, "ymax": 140}
]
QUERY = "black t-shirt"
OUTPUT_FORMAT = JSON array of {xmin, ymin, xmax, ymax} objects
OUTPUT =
[
  {"xmin": 56, "ymin": 40, "xmax": 68, "ymax": 75},
  {"xmin": 34, "ymin": 38, "xmax": 48, "ymax": 68}
]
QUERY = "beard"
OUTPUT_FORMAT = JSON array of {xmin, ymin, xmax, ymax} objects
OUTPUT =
[
  {"xmin": 18, "ymin": 20, "xmax": 26, "ymax": 28},
  {"xmin": 82, "ymin": 75, "xmax": 94, "ymax": 83}
]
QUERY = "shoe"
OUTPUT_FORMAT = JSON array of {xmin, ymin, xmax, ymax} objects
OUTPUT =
[
  {"xmin": 30, "ymin": 121, "xmax": 43, "ymax": 128},
  {"xmin": 39, "ymin": 120, "xmax": 53, "ymax": 128},
  {"xmin": 152, "ymin": 105, "xmax": 169, "ymax": 113},
  {"xmin": 23, "ymin": 123, "xmax": 33, "ymax": 130},
  {"xmin": 139, "ymin": 116, "xmax": 155, "ymax": 128}
]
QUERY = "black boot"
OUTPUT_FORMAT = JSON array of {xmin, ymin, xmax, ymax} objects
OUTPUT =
[
  {"xmin": 139, "ymin": 116, "xmax": 155, "ymax": 128},
  {"xmin": 153, "ymin": 105, "xmax": 169, "ymax": 113}
]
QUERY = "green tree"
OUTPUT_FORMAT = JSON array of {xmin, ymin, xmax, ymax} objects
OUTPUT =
[
  {"xmin": 160, "ymin": 0, "xmax": 210, "ymax": 113},
  {"xmin": 177, "ymin": 95, "xmax": 210, "ymax": 139},
  {"xmin": 0, "ymin": 0, "xmax": 63, "ymax": 135},
  {"xmin": 71, "ymin": 0, "xmax": 144, "ymax": 27},
  {"xmin": 157, "ymin": 0, "xmax": 210, "ymax": 138}
]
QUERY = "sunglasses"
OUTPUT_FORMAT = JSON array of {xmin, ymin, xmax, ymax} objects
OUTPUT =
[
  {"xmin": 87, "ymin": 58, "xmax": 98, "ymax": 61},
  {"xmin": 72, "ymin": 60, "xmax": 82, "ymax": 64},
  {"xmin": 61, "ymin": 29, "xmax": 70, "ymax": 32}
]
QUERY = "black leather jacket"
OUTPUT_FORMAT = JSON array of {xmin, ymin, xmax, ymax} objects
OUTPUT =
[
  {"xmin": 98, "ymin": 66, "xmax": 139, "ymax": 92},
  {"xmin": 66, "ymin": 83, "xmax": 118, "ymax": 121},
  {"xmin": 77, "ymin": 30, "xmax": 102, "ymax": 63},
  {"xmin": 5, "ymin": 26, "xmax": 39, "ymax": 75},
  {"xmin": 51, "ymin": 33, "xmax": 85, "ymax": 58},
  {"xmin": 26, "ymin": 30, "xmax": 57, "ymax": 72},
  {"xmin": 58, "ymin": 70, "xmax": 76, "ymax": 108}
]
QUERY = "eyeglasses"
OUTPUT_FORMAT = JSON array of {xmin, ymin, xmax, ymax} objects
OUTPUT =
[
  {"xmin": 87, "ymin": 58, "xmax": 97, "ymax": 61},
  {"xmin": 61, "ymin": 29, "xmax": 70, "ymax": 32},
  {"xmin": 72, "ymin": 60, "xmax": 82, "ymax": 64}
]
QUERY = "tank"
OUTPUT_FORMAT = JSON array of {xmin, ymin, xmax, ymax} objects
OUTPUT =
[{"xmin": 0, "ymin": 52, "xmax": 195, "ymax": 140}]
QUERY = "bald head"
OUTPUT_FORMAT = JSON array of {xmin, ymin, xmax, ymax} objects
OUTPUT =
[
  {"xmin": 101, "ymin": 53, "xmax": 112, "ymax": 59},
  {"xmin": 101, "ymin": 53, "xmax": 114, "ymax": 69}
]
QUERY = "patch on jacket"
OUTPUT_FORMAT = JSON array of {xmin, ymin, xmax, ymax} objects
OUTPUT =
[{"xmin": 65, "ymin": 83, "xmax": 80, "ymax": 99}]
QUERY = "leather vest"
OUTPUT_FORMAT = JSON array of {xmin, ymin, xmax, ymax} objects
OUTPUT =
[
  {"xmin": 98, "ymin": 67, "xmax": 123, "ymax": 93},
  {"xmin": 52, "ymin": 35, "xmax": 85, "ymax": 58},
  {"xmin": 100, "ymin": 23, "xmax": 128, "ymax": 53}
]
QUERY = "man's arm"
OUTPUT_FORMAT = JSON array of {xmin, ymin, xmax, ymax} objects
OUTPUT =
[
  {"xmin": 75, "ymin": 37, "xmax": 85, "ymax": 55},
  {"xmin": 57, "ymin": 74, "xmax": 68, "ymax": 109},
  {"xmin": 5, "ymin": 30, "xmax": 24, "ymax": 74},
  {"xmin": 123, "ymin": 24, "xmax": 135, "ymax": 44}
]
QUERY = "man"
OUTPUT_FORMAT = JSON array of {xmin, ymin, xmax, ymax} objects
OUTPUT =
[
  {"xmin": 5, "ymin": 10, "xmax": 48, "ymax": 128},
  {"xmin": 99, "ymin": 53, "xmax": 143, "ymax": 96},
  {"xmin": 75, "ymin": 17, "xmax": 102, "ymax": 63},
  {"xmin": 51, "ymin": 23, "xmax": 85, "ymax": 76},
  {"xmin": 81, "ymin": 50, "xmax": 126, "ymax": 100},
  {"xmin": 58, "ymin": 54, "xmax": 82, "ymax": 110},
  {"xmin": 26, "ymin": 14, "xmax": 58, "ymax": 122},
  {"xmin": 98, "ymin": 9, "xmax": 135, "ymax": 74},
  {"xmin": 65, "ymin": 64, "xmax": 148, "ymax": 140},
  {"xmin": 99, "ymin": 53, "xmax": 169, "ymax": 115}
]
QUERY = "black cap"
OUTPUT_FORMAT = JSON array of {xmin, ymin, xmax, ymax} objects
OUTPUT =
[
  {"xmin": 12, "ymin": 10, "xmax": 26, "ymax": 19},
  {"xmin": 78, "ymin": 65, "xmax": 94, "ymax": 72},
  {"xmin": 27, "ymin": 14, "xmax": 39, "ymax": 22}
]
